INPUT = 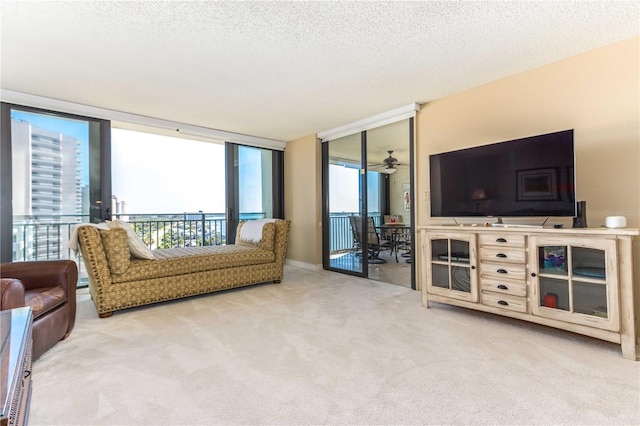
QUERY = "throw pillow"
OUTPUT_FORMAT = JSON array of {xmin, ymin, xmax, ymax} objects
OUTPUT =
[
  {"xmin": 107, "ymin": 219, "xmax": 155, "ymax": 260},
  {"xmin": 99, "ymin": 228, "xmax": 131, "ymax": 274}
]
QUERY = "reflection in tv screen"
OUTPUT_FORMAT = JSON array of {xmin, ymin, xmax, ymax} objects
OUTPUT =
[{"xmin": 429, "ymin": 129, "xmax": 575, "ymax": 218}]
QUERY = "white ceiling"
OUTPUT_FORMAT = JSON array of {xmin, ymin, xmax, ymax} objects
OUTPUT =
[{"xmin": 1, "ymin": 1, "xmax": 638, "ymax": 142}]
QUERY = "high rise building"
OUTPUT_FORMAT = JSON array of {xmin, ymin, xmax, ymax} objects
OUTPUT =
[{"xmin": 11, "ymin": 118, "xmax": 83, "ymax": 260}]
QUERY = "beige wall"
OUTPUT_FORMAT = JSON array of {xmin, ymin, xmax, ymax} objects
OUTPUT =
[
  {"xmin": 415, "ymin": 36, "xmax": 640, "ymax": 342},
  {"xmin": 416, "ymin": 36, "xmax": 639, "ymax": 229},
  {"xmin": 284, "ymin": 134, "xmax": 323, "ymax": 269},
  {"xmin": 285, "ymin": 36, "xmax": 639, "ymax": 281}
]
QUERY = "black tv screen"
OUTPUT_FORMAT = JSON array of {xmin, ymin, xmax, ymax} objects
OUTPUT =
[{"xmin": 430, "ymin": 130, "xmax": 575, "ymax": 218}]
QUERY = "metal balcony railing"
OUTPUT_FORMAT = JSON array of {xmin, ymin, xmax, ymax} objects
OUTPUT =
[
  {"xmin": 328, "ymin": 212, "xmax": 381, "ymax": 253},
  {"xmin": 116, "ymin": 213, "xmax": 230, "ymax": 249},
  {"xmin": 11, "ymin": 211, "xmax": 379, "ymax": 287},
  {"xmin": 11, "ymin": 212, "xmax": 265, "ymax": 287}
]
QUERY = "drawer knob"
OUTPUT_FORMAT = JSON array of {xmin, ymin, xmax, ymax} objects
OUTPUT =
[
  {"xmin": 531, "ymin": 272, "xmax": 537, "ymax": 277},
  {"xmin": 497, "ymin": 300, "xmax": 509, "ymax": 306},
  {"xmin": 496, "ymin": 238, "xmax": 507, "ymax": 243},
  {"xmin": 471, "ymin": 265, "xmax": 476, "ymax": 270},
  {"xmin": 497, "ymin": 269, "xmax": 508, "ymax": 274},
  {"xmin": 497, "ymin": 284, "xmax": 508, "ymax": 290},
  {"xmin": 496, "ymin": 253, "xmax": 507, "ymax": 258}
]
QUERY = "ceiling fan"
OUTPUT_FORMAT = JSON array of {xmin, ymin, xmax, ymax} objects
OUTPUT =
[{"xmin": 371, "ymin": 150, "xmax": 401, "ymax": 174}]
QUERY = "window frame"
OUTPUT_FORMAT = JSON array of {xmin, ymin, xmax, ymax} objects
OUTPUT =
[{"xmin": 0, "ymin": 102, "xmax": 112, "ymax": 262}]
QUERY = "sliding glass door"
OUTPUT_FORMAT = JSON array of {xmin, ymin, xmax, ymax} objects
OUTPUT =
[
  {"xmin": 322, "ymin": 118, "xmax": 415, "ymax": 288},
  {"xmin": 0, "ymin": 103, "xmax": 111, "ymax": 265},
  {"xmin": 225, "ymin": 142, "xmax": 284, "ymax": 244},
  {"xmin": 324, "ymin": 133, "xmax": 366, "ymax": 276}
]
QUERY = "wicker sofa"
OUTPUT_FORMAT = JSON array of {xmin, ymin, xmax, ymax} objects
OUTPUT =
[{"xmin": 76, "ymin": 219, "xmax": 290, "ymax": 318}]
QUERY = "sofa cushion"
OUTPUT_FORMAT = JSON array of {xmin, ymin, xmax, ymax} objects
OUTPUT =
[
  {"xmin": 107, "ymin": 219, "xmax": 155, "ymax": 260},
  {"xmin": 24, "ymin": 286, "xmax": 66, "ymax": 320},
  {"xmin": 236, "ymin": 221, "xmax": 276, "ymax": 251},
  {"xmin": 99, "ymin": 228, "xmax": 131, "ymax": 274},
  {"xmin": 111, "ymin": 244, "xmax": 275, "ymax": 283}
]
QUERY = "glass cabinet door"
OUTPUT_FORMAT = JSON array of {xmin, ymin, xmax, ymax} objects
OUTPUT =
[
  {"xmin": 426, "ymin": 232, "xmax": 477, "ymax": 302},
  {"xmin": 530, "ymin": 236, "xmax": 619, "ymax": 331}
]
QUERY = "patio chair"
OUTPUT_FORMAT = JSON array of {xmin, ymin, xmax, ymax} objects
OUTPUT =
[{"xmin": 349, "ymin": 215, "xmax": 386, "ymax": 264}]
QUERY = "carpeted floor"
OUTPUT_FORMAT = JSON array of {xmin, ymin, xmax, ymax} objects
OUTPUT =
[{"xmin": 30, "ymin": 266, "xmax": 639, "ymax": 425}]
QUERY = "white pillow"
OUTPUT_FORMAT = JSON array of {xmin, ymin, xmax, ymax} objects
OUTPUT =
[{"xmin": 107, "ymin": 219, "xmax": 155, "ymax": 260}]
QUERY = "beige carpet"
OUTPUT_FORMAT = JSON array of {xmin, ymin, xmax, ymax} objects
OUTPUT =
[{"xmin": 30, "ymin": 266, "xmax": 639, "ymax": 425}]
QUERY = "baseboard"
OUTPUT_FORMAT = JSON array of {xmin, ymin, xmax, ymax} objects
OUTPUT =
[{"xmin": 285, "ymin": 258, "xmax": 322, "ymax": 271}]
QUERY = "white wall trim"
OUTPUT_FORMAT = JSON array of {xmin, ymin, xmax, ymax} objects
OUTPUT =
[
  {"xmin": 285, "ymin": 258, "xmax": 323, "ymax": 271},
  {"xmin": 1, "ymin": 89, "xmax": 287, "ymax": 150},
  {"xmin": 317, "ymin": 102, "xmax": 420, "ymax": 142}
]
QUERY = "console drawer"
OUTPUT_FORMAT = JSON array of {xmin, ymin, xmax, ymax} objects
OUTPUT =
[
  {"xmin": 479, "ymin": 233, "xmax": 526, "ymax": 248},
  {"xmin": 480, "ymin": 262, "xmax": 527, "ymax": 281},
  {"xmin": 480, "ymin": 247, "xmax": 526, "ymax": 264},
  {"xmin": 481, "ymin": 292, "xmax": 528, "ymax": 313},
  {"xmin": 481, "ymin": 278, "xmax": 527, "ymax": 297}
]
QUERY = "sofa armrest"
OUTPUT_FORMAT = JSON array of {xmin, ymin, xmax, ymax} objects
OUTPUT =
[
  {"xmin": 273, "ymin": 220, "xmax": 291, "ymax": 267},
  {"xmin": 1, "ymin": 260, "xmax": 78, "ymax": 293},
  {"xmin": 77, "ymin": 225, "xmax": 114, "ymax": 288},
  {"xmin": 0, "ymin": 278, "xmax": 25, "ymax": 310}
]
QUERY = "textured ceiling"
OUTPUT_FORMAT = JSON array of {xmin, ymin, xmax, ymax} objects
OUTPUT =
[{"xmin": 1, "ymin": 1, "xmax": 638, "ymax": 142}]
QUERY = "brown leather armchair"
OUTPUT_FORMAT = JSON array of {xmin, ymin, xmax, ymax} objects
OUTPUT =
[{"xmin": 0, "ymin": 260, "xmax": 78, "ymax": 359}]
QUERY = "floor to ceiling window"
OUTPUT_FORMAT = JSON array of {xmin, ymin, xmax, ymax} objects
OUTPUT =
[
  {"xmin": 111, "ymin": 129, "xmax": 228, "ymax": 247},
  {"xmin": 225, "ymin": 142, "xmax": 284, "ymax": 244},
  {"xmin": 2, "ymin": 101, "xmax": 285, "ymax": 282},
  {"xmin": 1, "ymin": 103, "xmax": 110, "ymax": 265},
  {"xmin": 109, "ymin": 131, "xmax": 284, "ymax": 248}
]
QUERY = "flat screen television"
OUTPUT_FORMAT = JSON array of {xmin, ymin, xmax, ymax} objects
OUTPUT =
[{"xmin": 429, "ymin": 129, "xmax": 575, "ymax": 220}]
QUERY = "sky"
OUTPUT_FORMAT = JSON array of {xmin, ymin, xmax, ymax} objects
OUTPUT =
[
  {"xmin": 112, "ymin": 131, "xmax": 365, "ymax": 215},
  {"xmin": 111, "ymin": 129, "xmax": 227, "ymax": 214},
  {"xmin": 12, "ymin": 109, "xmax": 361, "ymax": 215},
  {"xmin": 12, "ymin": 109, "xmax": 228, "ymax": 214},
  {"xmin": 329, "ymin": 165, "xmax": 379, "ymax": 214},
  {"xmin": 329, "ymin": 165, "xmax": 360, "ymax": 212},
  {"xmin": 12, "ymin": 110, "xmax": 89, "ymax": 186}
]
